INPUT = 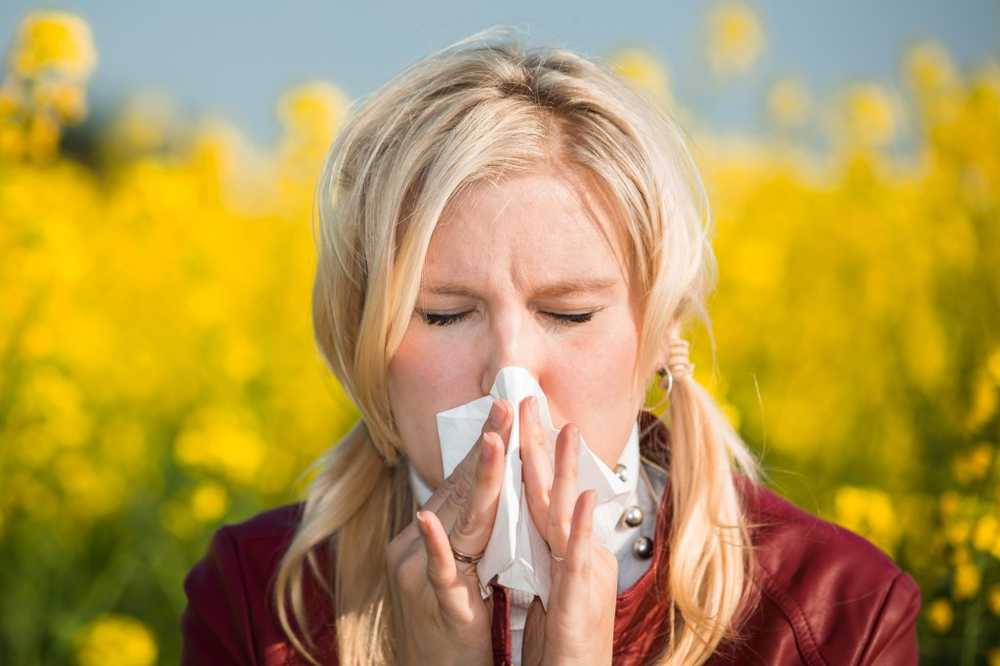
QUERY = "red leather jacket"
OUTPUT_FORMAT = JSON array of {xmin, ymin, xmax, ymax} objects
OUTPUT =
[{"xmin": 181, "ymin": 412, "xmax": 921, "ymax": 665}]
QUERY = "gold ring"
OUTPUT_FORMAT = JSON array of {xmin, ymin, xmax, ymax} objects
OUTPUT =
[{"xmin": 451, "ymin": 542, "xmax": 485, "ymax": 564}]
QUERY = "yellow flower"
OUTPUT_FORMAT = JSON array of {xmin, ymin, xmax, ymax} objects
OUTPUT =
[
  {"xmin": 0, "ymin": 124, "xmax": 23, "ymax": 161},
  {"xmin": 76, "ymin": 614, "xmax": 157, "ymax": 666},
  {"xmin": 174, "ymin": 407, "xmax": 266, "ymax": 484},
  {"xmin": 946, "ymin": 519, "xmax": 971, "ymax": 545},
  {"xmin": 276, "ymin": 81, "xmax": 348, "ymax": 149},
  {"xmin": 966, "ymin": 371, "xmax": 999, "ymax": 433},
  {"xmin": 768, "ymin": 79, "xmax": 810, "ymax": 128},
  {"xmin": 840, "ymin": 83, "xmax": 900, "ymax": 147},
  {"xmin": 0, "ymin": 82, "xmax": 23, "ymax": 117},
  {"xmin": 189, "ymin": 118, "xmax": 267, "ymax": 202},
  {"xmin": 904, "ymin": 40, "xmax": 958, "ymax": 94},
  {"xmin": 940, "ymin": 491, "xmax": 960, "ymax": 518},
  {"xmin": 706, "ymin": 1, "xmax": 765, "ymax": 76},
  {"xmin": 10, "ymin": 11, "xmax": 98, "ymax": 80},
  {"xmin": 989, "ymin": 647, "xmax": 1000, "ymax": 666},
  {"xmin": 951, "ymin": 453, "xmax": 971, "ymax": 484},
  {"xmin": 950, "ymin": 444, "xmax": 992, "ymax": 485},
  {"xmin": 190, "ymin": 481, "xmax": 229, "ymax": 522},
  {"xmin": 719, "ymin": 400, "xmax": 742, "ymax": 432},
  {"xmin": 953, "ymin": 562, "xmax": 981, "ymax": 600},
  {"xmin": 31, "ymin": 80, "xmax": 87, "ymax": 123},
  {"xmin": 25, "ymin": 111, "xmax": 60, "ymax": 161},
  {"xmin": 222, "ymin": 333, "xmax": 262, "ymax": 382},
  {"xmin": 55, "ymin": 453, "xmax": 125, "ymax": 520},
  {"xmin": 926, "ymin": 598, "xmax": 953, "ymax": 633},
  {"xmin": 972, "ymin": 515, "xmax": 1000, "ymax": 550},
  {"xmin": 833, "ymin": 486, "xmax": 900, "ymax": 555},
  {"xmin": 609, "ymin": 47, "xmax": 673, "ymax": 108},
  {"xmin": 988, "ymin": 584, "xmax": 1000, "ymax": 616},
  {"xmin": 987, "ymin": 348, "xmax": 1000, "ymax": 384}
]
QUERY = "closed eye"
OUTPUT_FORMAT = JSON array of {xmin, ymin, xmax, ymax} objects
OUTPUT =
[{"xmin": 420, "ymin": 310, "xmax": 597, "ymax": 328}]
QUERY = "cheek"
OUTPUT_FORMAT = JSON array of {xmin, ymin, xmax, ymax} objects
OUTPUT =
[
  {"xmin": 391, "ymin": 326, "xmax": 472, "ymax": 404},
  {"xmin": 544, "ymin": 311, "xmax": 641, "ymax": 465},
  {"xmin": 553, "ymin": 310, "xmax": 638, "ymax": 397},
  {"xmin": 388, "ymin": 325, "xmax": 474, "ymax": 484}
]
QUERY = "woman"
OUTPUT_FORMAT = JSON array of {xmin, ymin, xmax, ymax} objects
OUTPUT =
[{"xmin": 181, "ymin": 30, "xmax": 921, "ymax": 665}]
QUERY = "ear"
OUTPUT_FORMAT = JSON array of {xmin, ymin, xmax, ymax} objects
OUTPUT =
[{"xmin": 655, "ymin": 321, "xmax": 684, "ymax": 372}]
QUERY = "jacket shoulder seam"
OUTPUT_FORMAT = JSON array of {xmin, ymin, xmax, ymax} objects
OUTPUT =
[
  {"xmin": 854, "ymin": 571, "xmax": 921, "ymax": 664},
  {"xmin": 756, "ymin": 558, "xmax": 829, "ymax": 666}
]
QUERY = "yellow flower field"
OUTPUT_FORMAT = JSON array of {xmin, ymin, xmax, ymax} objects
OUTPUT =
[{"xmin": 0, "ymin": 7, "xmax": 997, "ymax": 664}]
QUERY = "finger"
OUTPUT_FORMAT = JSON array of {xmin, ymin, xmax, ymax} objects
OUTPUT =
[
  {"xmin": 416, "ymin": 509, "xmax": 477, "ymax": 621},
  {"xmin": 434, "ymin": 401, "xmax": 509, "ymax": 529},
  {"xmin": 567, "ymin": 489, "xmax": 595, "ymax": 571},
  {"xmin": 520, "ymin": 396, "xmax": 554, "ymax": 538},
  {"xmin": 416, "ymin": 508, "xmax": 456, "ymax": 587},
  {"xmin": 443, "ymin": 429, "xmax": 507, "ymax": 558},
  {"xmin": 421, "ymin": 398, "xmax": 509, "ymax": 516},
  {"xmin": 547, "ymin": 423, "xmax": 579, "ymax": 556},
  {"xmin": 521, "ymin": 596, "xmax": 546, "ymax": 666},
  {"xmin": 552, "ymin": 489, "xmax": 595, "ymax": 612},
  {"xmin": 390, "ymin": 401, "xmax": 509, "ymax": 575}
]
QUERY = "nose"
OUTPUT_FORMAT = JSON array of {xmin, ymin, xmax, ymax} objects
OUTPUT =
[{"xmin": 479, "ymin": 304, "xmax": 544, "ymax": 396}]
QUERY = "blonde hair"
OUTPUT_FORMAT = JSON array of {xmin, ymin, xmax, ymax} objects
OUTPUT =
[{"xmin": 274, "ymin": 27, "xmax": 767, "ymax": 665}]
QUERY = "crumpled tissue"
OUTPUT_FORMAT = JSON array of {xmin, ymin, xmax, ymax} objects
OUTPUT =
[{"xmin": 435, "ymin": 365, "xmax": 631, "ymax": 609}]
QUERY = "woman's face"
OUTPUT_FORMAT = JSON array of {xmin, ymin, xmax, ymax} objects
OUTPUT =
[{"xmin": 388, "ymin": 165, "xmax": 651, "ymax": 489}]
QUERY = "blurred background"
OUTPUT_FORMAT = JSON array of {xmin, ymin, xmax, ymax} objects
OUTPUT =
[{"xmin": 0, "ymin": 2, "xmax": 997, "ymax": 664}]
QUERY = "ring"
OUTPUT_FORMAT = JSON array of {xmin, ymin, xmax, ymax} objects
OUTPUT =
[
  {"xmin": 551, "ymin": 553, "xmax": 566, "ymax": 562},
  {"xmin": 450, "ymin": 541, "xmax": 485, "ymax": 564}
]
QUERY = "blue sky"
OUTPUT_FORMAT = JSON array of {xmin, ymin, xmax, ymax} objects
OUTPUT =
[{"xmin": 2, "ymin": 1, "xmax": 997, "ymax": 149}]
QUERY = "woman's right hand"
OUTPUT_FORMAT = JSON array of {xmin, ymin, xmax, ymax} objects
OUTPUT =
[{"xmin": 385, "ymin": 398, "xmax": 512, "ymax": 666}]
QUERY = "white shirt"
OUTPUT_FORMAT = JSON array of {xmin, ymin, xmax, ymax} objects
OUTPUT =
[{"xmin": 407, "ymin": 418, "xmax": 658, "ymax": 664}]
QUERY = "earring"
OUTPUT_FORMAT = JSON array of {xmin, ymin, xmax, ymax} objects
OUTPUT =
[
  {"xmin": 656, "ymin": 366, "xmax": 674, "ymax": 396},
  {"xmin": 656, "ymin": 336, "xmax": 694, "ymax": 397}
]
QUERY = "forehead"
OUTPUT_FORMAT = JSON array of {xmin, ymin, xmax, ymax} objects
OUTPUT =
[{"xmin": 422, "ymin": 167, "xmax": 629, "ymax": 288}]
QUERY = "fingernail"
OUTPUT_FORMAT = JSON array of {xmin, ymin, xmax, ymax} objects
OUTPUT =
[{"xmin": 487, "ymin": 400, "xmax": 504, "ymax": 428}]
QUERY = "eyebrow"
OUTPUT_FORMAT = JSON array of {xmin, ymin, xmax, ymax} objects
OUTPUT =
[{"xmin": 420, "ymin": 277, "xmax": 620, "ymax": 299}]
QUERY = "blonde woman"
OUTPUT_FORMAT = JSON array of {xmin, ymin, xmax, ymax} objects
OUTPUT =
[{"xmin": 181, "ymin": 30, "xmax": 921, "ymax": 665}]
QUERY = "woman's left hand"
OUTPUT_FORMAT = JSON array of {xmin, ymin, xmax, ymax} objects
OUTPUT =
[{"xmin": 518, "ymin": 396, "xmax": 618, "ymax": 665}]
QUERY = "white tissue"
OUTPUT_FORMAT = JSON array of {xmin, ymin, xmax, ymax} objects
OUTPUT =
[{"xmin": 434, "ymin": 366, "xmax": 632, "ymax": 609}]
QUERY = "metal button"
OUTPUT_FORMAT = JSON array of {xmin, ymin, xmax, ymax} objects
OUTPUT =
[
  {"xmin": 614, "ymin": 463, "xmax": 628, "ymax": 483},
  {"xmin": 633, "ymin": 536, "xmax": 654, "ymax": 559},
  {"xmin": 622, "ymin": 505, "xmax": 644, "ymax": 528}
]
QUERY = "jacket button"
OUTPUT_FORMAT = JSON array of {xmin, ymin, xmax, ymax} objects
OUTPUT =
[
  {"xmin": 633, "ymin": 536, "xmax": 654, "ymax": 559},
  {"xmin": 622, "ymin": 505, "xmax": 644, "ymax": 527}
]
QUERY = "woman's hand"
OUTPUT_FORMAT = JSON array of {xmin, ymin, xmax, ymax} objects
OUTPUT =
[
  {"xmin": 385, "ymin": 398, "xmax": 512, "ymax": 666},
  {"xmin": 519, "ymin": 396, "xmax": 618, "ymax": 666}
]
